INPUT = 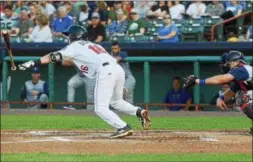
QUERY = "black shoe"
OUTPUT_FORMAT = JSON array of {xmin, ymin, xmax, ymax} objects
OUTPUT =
[
  {"xmin": 137, "ymin": 109, "xmax": 151, "ymax": 130},
  {"xmin": 110, "ymin": 124, "xmax": 133, "ymax": 138}
]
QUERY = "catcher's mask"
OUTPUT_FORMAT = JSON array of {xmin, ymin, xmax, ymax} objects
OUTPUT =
[
  {"xmin": 62, "ymin": 25, "xmax": 88, "ymax": 43},
  {"xmin": 225, "ymin": 51, "xmax": 246, "ymax": 69},
  {"xmin": 219, "ymin": 52, "xmax": 230, "ymax": 74}
]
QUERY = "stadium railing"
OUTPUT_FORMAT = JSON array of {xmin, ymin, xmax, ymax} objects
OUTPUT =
[
  {"xmin": 211, "ymin": 11, "xmax": 253, "ymax": 41},
  {"xmin": 2, "ymin": 56, "xmax": 253, "ymax": 110}
]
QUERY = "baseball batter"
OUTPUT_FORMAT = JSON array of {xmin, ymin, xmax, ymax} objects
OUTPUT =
[{"xmin": 18, "ymin": 25, "xmax": 151, "ymax": 138}]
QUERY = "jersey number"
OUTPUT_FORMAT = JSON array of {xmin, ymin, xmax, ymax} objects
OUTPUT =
[
  {"xmin": 80, "ymin": 65, "xmax": 88, "ymax": 73},
  {"xmin": 88, "ymin": 45, "xmax": 107, "ymax": 55}
]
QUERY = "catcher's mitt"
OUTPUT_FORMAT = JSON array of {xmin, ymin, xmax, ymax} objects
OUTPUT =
[{"xmin": 183, "ymin": 75, "xmax": 197, "ymax": 88}]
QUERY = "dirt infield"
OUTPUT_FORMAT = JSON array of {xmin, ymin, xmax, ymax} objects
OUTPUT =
[{"xmin": 1, "ymin": 130, "xmax": 252, "ymax": 154}]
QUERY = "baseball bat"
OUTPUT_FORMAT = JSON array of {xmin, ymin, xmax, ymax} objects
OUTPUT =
[{"xmin": 2, "ymin": 30, "xmax": 17, "ymax": 71}]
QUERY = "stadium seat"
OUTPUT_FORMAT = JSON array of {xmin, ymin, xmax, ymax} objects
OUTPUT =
[
  {"xmin": 246, "ymin": 1, "xmax": 252, "ymax": 11},
  {"xmin": 203, "ymin": 16, "xmax": 222, "ymax": 27},
  {"xmin": 53, "ymin": 36, "xmax": 68, "ymax": 43},
  {"xmin": 180, "ymin": 24, "xmax": 204, "ymax": 42},
  {"xmin": 152, "ymin": 19, "xmax": 163, "ymax": 26},
  {"xmin": 236, "ymin": 17, "xmax": 245, "ymax": 35},
  {"xmin": 111, "ymin": 35, "xmax": 133, "ymax": 43},
  {"xmin": 133, "ymin": 34, "xmax": 154, "ymax": 42},
  {"xmin": 203, "ymin": 16, "xmax": 224, "ymax": 41},
  {"xmin": 183, "ymin": 18, "xmax": 204, "ymax": 27}
]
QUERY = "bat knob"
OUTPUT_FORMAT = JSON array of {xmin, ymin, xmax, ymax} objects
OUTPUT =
[{"xmin": 11, "ymin": 66, "xmax": 17, "ymax": 71}]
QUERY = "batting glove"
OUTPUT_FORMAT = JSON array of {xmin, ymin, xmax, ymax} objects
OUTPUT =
[{"xmin": 18, "ymin": 60, "xmax": 35, "ymax": 71}]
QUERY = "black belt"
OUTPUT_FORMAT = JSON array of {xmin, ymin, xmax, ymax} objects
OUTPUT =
[{"xmin": 103, "ymin": 62, "xmax": 109, "ymax": 66}]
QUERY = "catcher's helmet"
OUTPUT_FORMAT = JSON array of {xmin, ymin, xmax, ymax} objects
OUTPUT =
[
  {"xmin": 226, "ymin": 51, "xmax": 246, "ymax": 64},
  {"xmin": 219, "ymin": 52, "xmax": 230, "ymax": 74},
  {"xmin": 62, "ymin": 25, "xmax": 88, "ymax": 43}
]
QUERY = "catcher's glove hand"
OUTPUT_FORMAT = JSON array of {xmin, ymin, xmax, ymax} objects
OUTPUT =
[{"xmin": 183, "ymin": 75, "xmax": 197, "ymax": 88}]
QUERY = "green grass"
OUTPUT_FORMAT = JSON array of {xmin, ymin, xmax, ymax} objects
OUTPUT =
[
  {"xmin": 1, "ymin": 153, "xmax": 252, "ymax": 162},
  {"xmin": 1, "ymin": 115, "xmax": 251, "ymax": 130}
]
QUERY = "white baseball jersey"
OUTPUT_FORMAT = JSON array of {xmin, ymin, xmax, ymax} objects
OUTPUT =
[{"xmin": 58, "ymin": 41, "xmax": 117, "ymax": 79}]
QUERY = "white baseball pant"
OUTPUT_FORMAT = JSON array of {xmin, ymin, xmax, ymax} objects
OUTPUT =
[{"xmin": 94, "ymin": 63, "xmax": 139, "ymax": 129}]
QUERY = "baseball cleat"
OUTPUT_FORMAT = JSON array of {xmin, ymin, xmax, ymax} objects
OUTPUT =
[
  {"xmin": 110, "ymin": 124, "xmax": 133, "ymax": 138},
  {"xmin": 63, "ymin": 105, "xmax": 76, "ymax": 110}
]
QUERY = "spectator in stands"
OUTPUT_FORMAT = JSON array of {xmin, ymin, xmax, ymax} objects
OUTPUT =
[
  {"xmin": 71, "ymin": 1, "xmax": 88, "ymax": 15},
  {"xmin": 64, "ymin": 1, "xmax": 76, "ymax": 18},
  {"xmin": 97, "ymin": 1, "xmax": 108, "ymax": 11},
  {"xmin": 40, "ymin": 1, "xmax": 56, "ymax": 17},
  {"xmin": 227, "ymin": 0, "xmax": 243, "ymax": 16},
  {"xmin": 1, "ymin": 5, "xmax": 19, "ymax": 36},
  {"xmin": 122, "ymin": 1, "xmax": 133, "ymax": 16},
  {"xmin": 164, "ymin": 77, "xmax": 192, "ymax": 111},
  {"xmin": 14, "ymin": 0, "xmax": 29, "ymax": 16},
  {"xmin": 16, "ymin": 8, "xmax": 33, "ymax": 39},
  {"xmin": 157, "ymin": 15, "xmax": 179, "ymax": 43},
  {"xmin": 29, "ymin": 4, "xmax": 38, "ymax": 25},
  {"xmin": 127, "ymin": 9, "xmax": 145, "ymax": 35},
  {"xmin": 206, "ymin": 1, "xmax": 225, "ymax": 16},
  {"xmin": 186, "ymin": 1, "xmax": 206, "ymax": 17},
  {"xmin": 87, "ymin": 3, "xmax": 107, "ymax": 25},
  {"xmin": 20, "ymin": 67, "xmax": 49, "ymax": 109},
  {"xmin": 224, "ymin": 1, "xmax": 246, "ymax": 12},
  {"xmin": 210, "ymin": 83, "xmax": 234, "ymax": 105},
  {"xmin": 135, "ymin": 1, "xmax": 150, "ymax": 19},
  {"xmin": 168, "ymin": 0, "xmax": 186, "ymax": 20},
  {"xmin": 147, "ymin": 1, "xmax": 167, "ymax": 19},
  {"xmin": 28, "ymin": 14, "xmax": 52, "ymax": 43},
  {"xmin": 87, "ymin": 12, "xmax": 106, "ymax": 43},
  {"xmin": 108, "ymin": 9, "xmax": 128, "ymax": 37},
  {"xmin": 76, "ymin": 4, "xmax": 89, "ymax": 26},
  {"xmin": 246, "ymin": 26, "xmax": 253, "ymax": 41},
  {"xmin": 52, "ymin": 6, "xmax": 73, "ymax": 38},
  {"xmin": 221, "ymin": 0, "xmax": 242, "ymax": 19},
  {"xmin": 108, "ymin": 1, "xmax": 127, "ymax": 24},
  {"xmin": 31, "ymin": 1, "xmax": 42, "ymax": 14}
]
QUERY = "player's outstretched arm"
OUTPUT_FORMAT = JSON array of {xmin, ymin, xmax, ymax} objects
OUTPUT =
[
  {"xmin": 18, "ymin": 52, "xmax": 63, "ymax": 71},
  {"xmin": 183, "ymin": 73, "xmax": 235, "ymax": 88},
  {"xmin": 195, "ymin": 74, "xmax": 235, "ymax": 85}
]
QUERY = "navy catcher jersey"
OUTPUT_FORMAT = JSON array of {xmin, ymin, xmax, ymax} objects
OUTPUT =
[{"xmin": 228, "ymin": 64, "xmax": 253, "ymax": 92}]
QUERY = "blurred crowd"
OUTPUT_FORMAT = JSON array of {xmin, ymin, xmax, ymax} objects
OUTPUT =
[{"xmin": 0, "ymin": 0, "xmax": 252, "ymax": 43}]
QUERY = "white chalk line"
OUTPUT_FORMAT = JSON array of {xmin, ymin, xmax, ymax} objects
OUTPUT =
[{"xmin": 1, "ymin": 137, "xmax": 76, "ymax": 144}]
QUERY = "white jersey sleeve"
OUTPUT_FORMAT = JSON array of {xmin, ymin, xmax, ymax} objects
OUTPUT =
[{"xmin": 57, "ymin": 43, "xmax": 77, "ymax": 60}]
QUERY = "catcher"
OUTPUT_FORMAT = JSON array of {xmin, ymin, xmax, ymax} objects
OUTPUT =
[{"xmin": 184, "ymin": 51, "xmax": 252, "ymax": 135}]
